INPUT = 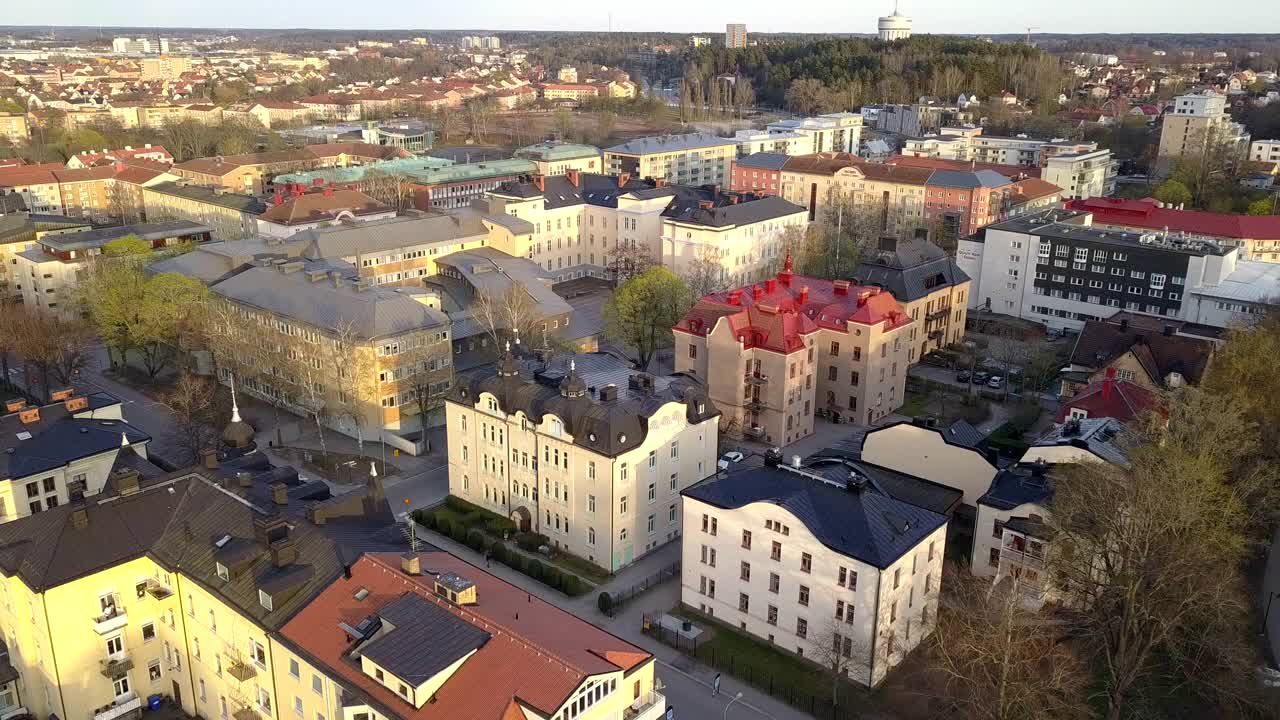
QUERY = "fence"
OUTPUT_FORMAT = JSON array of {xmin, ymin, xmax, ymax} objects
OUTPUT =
[
  {"xmin": 604, "ymin": 562, "xmax": 679, "ymax": 617},
  {"xmin": 642, "ymin": 612, "xmax": 867, "ymax": 720}
]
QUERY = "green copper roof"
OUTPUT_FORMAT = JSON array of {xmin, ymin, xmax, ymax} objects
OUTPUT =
[{"xmin": 514, "ymin": 142, "xmax": 602, "ymax": 162}]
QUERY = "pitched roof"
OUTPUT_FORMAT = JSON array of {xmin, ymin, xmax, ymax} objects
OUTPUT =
[
  {"xmin": 1056, "ymin": 378, "xmax": 1160, "ymax": 423},
  {"xmin": 1067, "ymin": 196, "xmax": 1280, "ymax": 241},
  {"xmin": 357, "ymin": 592, "xmax": 491, "ymax": 685},
  {"xmin": 1009, "ymin": 177, "xmax": 1064, "ymax": 204},
  {"xmin": 683, "ymin": 464, "xmax": 948, "ymax": 568},
  {"xmin": 293, "ymin": 208, "xmax": 505, "ymax": 259},
  {"xmin": 854, "ymin": 237, "xmax": 970, "ymax": 303},
  {"xmin": 884, "ymin": 154, "xmax": 1042, "ymax": 180},
  {"xmin": 173, "ymin": 149, "xmax": 313, "ymax": 176},
  {"xmin": 606, "ymin": 133, "xmax": 734, "ymax": 155},
  {"xmin": 978, "ymin": 468, "xmax": 1052, "ymax": 510},
  {"xmin": 801, "ymin": 451, "xmax": 964, "ymax": 516},
  {"xmin": 304, "ymin": 142, "xmax": 411, "ymax": 161},
  {"xmin": 926, "ymin": 169, "xmax": 1011, "ymax": 189},
  {"xmin": 280, "ymin": 552, "xmax": 652, "ymax": 720},
  {"xmin": 259, "ymin": 189, "xmax": 391, "ymax": 226},
  {"xmin": 1069, "ymin": 319, "xmax": 1214, "ymax": 386},
  {"xmin": 0, "ymin": 393, "xmax": 148, "ymax": 478},
  {"xmin": 734, "ymin": 152, "xmax": 791, "ymax": 171}
]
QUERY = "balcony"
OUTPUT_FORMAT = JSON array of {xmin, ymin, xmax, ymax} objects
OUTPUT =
[
  {"xmin": 93, "ymin": 695, "xmax": 141, "ymax": 720},
  {"xmin": 232, "ymin": 708, "xmax": 261, "ymax": 720},
  {"xmin": 744, "ymin": 399, "xmax": 766, "ymax": 412},
  {"xmin": 92, "ymin": 607, "xmax": 128, "ymax": 635},
  {"xmin": 744, "ymin": 372, "xmax": 769, "ymax": 386},
  {"xmin": 1001, "ymin": 542, "xmax": 1045, "ymax": 571},
  {"xmin": 99, "ymin": 654, "xmax": 133, "ymax": 679},
  {"xmin": 926, "ymin": 308, "xmax": 951, "ymax": 324},
  {"xmin": 226, "ymin": 658, "xmax": 258, "ymax": 682},
  {"xmin": 145, "ymin": 579, "xmax": 173, "ymax": 600},
  {"xmin": 744, "ymin": 425, "xmax": 765, "ymax": 440},
  {"xmin": 623, "ymin": 691, "xmax": 666, "ymax": 720}
]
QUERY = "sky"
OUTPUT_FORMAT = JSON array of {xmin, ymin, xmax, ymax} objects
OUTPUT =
[{"xmin": 7, "ymin": 0, "xmax": 1280, "ymax": 35}]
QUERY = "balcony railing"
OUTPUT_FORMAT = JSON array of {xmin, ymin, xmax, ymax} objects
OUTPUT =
[
  {"xmin": 623, "ymin": 691, "xmax": 666, "ymax": 720},
  {"xmin": 145, "ymin": 579, "xmax": 173, "ymax": 600},
  {"xmin": 744, "ymin": 372, "xmax": 769, "ymax": 385},
  {"xmin": 1001, "ymin": 545, "xmax": 1045, "ymax": 570},
  {"xmin": 99, "ymin": 654, "xmax": 133, "ymax": 678},
  {"xmin": 226, "ymin": 658, "xmax": 258, "ymax": 682},
  {"xmin": 232, "ymin": 707, "xmax": 261, "ymax": 720},
  {"xmin": 93, "ymin": 695, "xmax": 141, "ymax": 720},
  {"xmin": 92, "ymin": 607, "xmax": 128, "ymax": 635},
  {"xmin": 744, "ymin": 399, "xmax": 766, "ymax": 412}
]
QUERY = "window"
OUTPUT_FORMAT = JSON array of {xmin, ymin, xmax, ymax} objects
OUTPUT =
[
  {"xmin": 800, "ymin": 552, "xmax": 812, "ymax": 573},
  {"xmin": 251, "ymin": 640, "xmax": 267, "ymax": 668},
  {"xmin": 620, "ymin": 495, "xmax": 628, "ymax": 514},
  {"xmin": 738, "ymin": 593, "xmax": 750, "ymax": 613},
  {"xmin": 647, "ymin": 483, "xmax": 656, "ymax": 502},
  {"xmin": 798, "ymin": 585, "xmax": 810, "ymax": 606},
  {"xmin": 216, "ymin": 563, "xmax": 229, "ymax": 581},
  {"xmin": 771, "ymin": 541, "xmax": 781, "ymax": 561},
  {"xmin": 113, "ymin": 677, "xmax": 131, "ymax": 699},
  {"xmin": 294, "ymin": 697, "xmax": 304, "ymax": 716},
  {"xmin": 767, "ymin": 605, "xmax": 778, "ymax": 626},
  {"xmin": 259, "ymin": 590, "xmax": 273, "ymax": 611},
  {"xmin": 200, "ymin": 679, "xmax": 207, "ymax": 702},
  {"xmin": 768, "ymin": 572, "xmax": 780, "ymax": 593},
  {"xmin": 742, "ymin": 530, "xmax": 752, "ymax": 549},
  {"xmin": 740, "ymin": 562, "xmax": 751, "ymax": 581},
  {"xmin": 796, "ymin": 618, "xmax": 808, "ymax": 639},
  {"xmin": 289, "ymin": 658, "xmax": 300, "ymax": 679},
  {"xmin": 893, "ymin": 568, "xmax": 901, "ymax": 589},
  {"xmin": 258, "ymin": 687, "xmax": 272, "ymax": 713},
  {"xmin": 106, "ymin": 635, "xmax": 124, "ymax": 656},
  {"xmin": 142, "ymin": 622, "xmax": 156, "ymax": 642},
  {"xmin": 993, "ymin": 519, "xmax": 1005, "ymax": 539}
]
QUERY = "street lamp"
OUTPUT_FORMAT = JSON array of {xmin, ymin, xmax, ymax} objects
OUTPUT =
[
  {"xmin": 1263, "ymin": 591, "xmax": 1280, "ymax": 635},
  {"xmin": 722, "ymin": 692, "xmax": 743, "ymax": 720}
]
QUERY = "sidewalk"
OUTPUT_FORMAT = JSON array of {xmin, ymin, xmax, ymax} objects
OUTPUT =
[{"xmin": 414, "ymin": 523, "xmax": 812, "ymax": 720}]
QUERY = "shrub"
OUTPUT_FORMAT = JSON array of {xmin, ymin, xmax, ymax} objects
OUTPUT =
[
  {"xmin": 515, "ymin": 532, "xmax": 549, "ymax": 553},
  {"xmin": 598, "ymin": 591, "xmax": 614, "ymax": 613},
  {"xmin": 434, "ymin": 516, "xmax": 452, "ymax": 538},
  {"xmin": 561, "ymin": 574, "xmax": 585, "ymax": 596},
  {"xmin": 415, "ymin": 511, "xmax": 434, "ymax": 530},
  {"xmin": 466, "ymin": 529, "xmax": 486, "ymax": 552},
  {"xmin": 526, "ymin": 559, "xmax": 547, "ymax": 581},
  {"xmin": 490, "ymin": 541, "xmax": 508, "ymax": 564},
  {"xmin": 485, "ymin": 517, "xmax": 517, "ymax": 536},
  {"xmin": 450, "ymin": 522, "xmax": 469, "ymax": 544}
]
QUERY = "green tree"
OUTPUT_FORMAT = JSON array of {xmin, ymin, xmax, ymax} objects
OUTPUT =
[
  {"xmin": 1153, "ymin": 178, "xmax": 1193, "ymax": 207},
  {"xmin": 83, "ymin": 260, "xmax": 206, "ymax": 379},
  {"xmin": 1247, "ymin": 197, "xmax": 1276, "ymax": 215},
  {"xmin": 604, "ymin": 267, "xmax": 694, "ymax": 371},
  {"xmin": 553, "ymin": 108, "xmax": 576, "ymax": 141},
  {"xmin": 103, "ymin": 234, "xmax": 152, "ymax": 257}
]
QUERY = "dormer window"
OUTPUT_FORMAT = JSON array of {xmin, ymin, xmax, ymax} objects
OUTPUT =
[
  {"xmin": 216, "ymin": 563, "xmax": 229, "ymax": 581},
  {"xmin": 259, "ymin": 589, "xmax": 273, "ymax": 611}
]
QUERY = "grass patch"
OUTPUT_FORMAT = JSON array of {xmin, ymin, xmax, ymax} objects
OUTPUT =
[
  {"xmin": 671, "ymin": 607, "xmax": 873, "ymax": 718},
  {"xmin": 547, "ymin": 549, "xmax": 612, "ymax": 584}
]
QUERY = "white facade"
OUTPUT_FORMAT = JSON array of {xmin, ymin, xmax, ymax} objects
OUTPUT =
[
  {"xmin": 661, "ymin": 206, "xmax": 808, "ymax": 289},
  {"xmin": 1180, "ymin": 251, "xmax": 1280, "ymax": 327},
  {"xmin": 732, "ymin": 131, "xmax": 814, "ymax": 157},
  {"xmin": 1043, "ymin": 149, "xmax": 1117, "ymax": 199},
  {"xmin": 766, "ymin": 113, "xmax": 864, "ymax": 155},
  {"xmin": 682, "ymin": 490, "xmax": 945, "ymax": 687},
  {"xmin": 1250, "ymin": 139, "xmax": 1280, "ymax": 164},
  {"xmin": 725, "ymin": 24, "xmax": 748, "ymax": 48},
  {"xmin": 255, "ymin": 208, "xmax": 398, "ymax": 238},
  {"xmin": 877, "ymin": 8, "xmax": 913, "ymax": 41},
  {"xmin": 860, "ymin": 423, "xmax": 997, "ymax": 507}
]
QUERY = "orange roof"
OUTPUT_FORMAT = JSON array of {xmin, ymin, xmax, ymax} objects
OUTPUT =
[
  {"xmin": 1009, "ymin": 177, "xmax": 1063, "ymax": 204},
  {"xmin": 304, "ymin": 142, "xmax": 410, "ymax": 161},
  {"xmin": 260, "ymin": 188, "xmax": 390, "ymax": 225},
  {"xmin": 173, "ymin": 150, "xmax": 312, "ymax": 176},
  {"xmin": 281, "ymin": 553, "xmax": 649, "ymax": 720},
  {"xmin": 0, "ymin": 166, "xmax": 60, "ymax": 187}
]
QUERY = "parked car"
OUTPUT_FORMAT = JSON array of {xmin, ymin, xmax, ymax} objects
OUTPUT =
[
  {"xmin": 973, "ymin": 370, "xmax": 991, "ymax": 384},
  {"xmin": 987, "ymin": 376, "xmax": 1005, "ymax": 388},
  {"xmin": 718, "ymin": 451, "xmax": 745, "ymax": 470},
  {"xmin": 955, "ymin": 370, "xmax": 971, "ymax": 383}
]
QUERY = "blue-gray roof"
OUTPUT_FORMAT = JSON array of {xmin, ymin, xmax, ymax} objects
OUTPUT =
[
  {"xmin": 359, "ymin": 592, "xmax": 489, "ymax": 684},
  {"xmin": 735, "ymin": 152, "xmax": 791, "ymax": 171},
  {"xmin": 977, "ymin": 469, "xmax": 1052, "ymax": 511},
  {"xmin": 606, "ymin": 133, "xmax": 734, "ymax": 156},
  {"xmin": 682, "ymin": 464, "xmax": 948, "ymax": 569},
  {"xmin": 927, "ymin": 169, "xmax": 1010, "ymax": 190},
  {"xmin": 0, "ymin": 394, "xmax": 149, "ymax": 479}
]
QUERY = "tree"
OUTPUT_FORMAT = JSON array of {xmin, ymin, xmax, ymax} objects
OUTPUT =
[
  {"xmin": 593, "ymin": 111, "xmax": 617, "ymax": 146},
  {"xmin": 809, "ymin": 614, "xmax": 870, "ymax": 711},
  {"xmin": 159, "ymin": 373, "xmax": 229, "ymax": 465},
  {"xmin": 606, "ymin": 240, "xmax": 658, "ymax": 284},
  {"xmin": 10, "ymin": 307, "xmax": 93, "ymax": 401},
  {"xmin": 400, "ymin": 332, "xmax": 452, "ymax": 429},
  {"xmin": 1046, "ymin": 389, "xmax": 1276, "ymax": 719},
  {"xmin": 436, "ymin": 106, "xmax": 462, "ymax": 143},
  {"xmin": 327, "ymin": 320, "xmax": 378, "ymax": 455},
  {"xmin": 465, "ymin": 97, "xmax": 496, "ymax": 142},
  {"xmin": 1153, "ymin": 178, "xmax": 1193, "ymax": 207},
  {"xmin": 472, "ymin": 285, "xmax": 543, "ymax": 350},
  {"xmin": 604, "ymin": 267, "xmax": 694, "ymax": 370},
  {"xmin": 785, "ymin": 78, "xmax": 826, "ymax": 115},
  {"xmin": 732, "ymin": 76, "xmax": 756, "ymax": 118},
  {"xmin": 82, "ymin": 259, "xmax": 207, "ymax": 379},
  {"xmin": 927, "ymin": 571, "xmax": 1088, "ymax": 720},
  {"xmin": 103, "ymin": 234, "xmax": 152, "ymax": 257},
  {"xmin": 552, "ymin": 107, "xmax": 576, "ymax": 142},
  {"xmin": 1247, "ymin": 197, "xmax": 1276, "ymax": 215},
  {"xmin": 105, "ymin": 182, "xmax": 144, "ymax": 225},
  {"xmin": 359, "ymin": 169, "xmax": 414, "ymax": 211},
  {"xmin": 680, "ymin": 243, "xmax": 726, "ymax": 298}
]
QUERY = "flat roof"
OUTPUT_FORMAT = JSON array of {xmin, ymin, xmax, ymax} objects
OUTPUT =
[
  {"xmin": 513, "ymin": 142, "xmax": 601, "ymax": 162},
  {"xmin": 605, "ymin": 133, "xmax": 735, "ymax": 156},
  {"xmin": 39, "ymin": 220, "xmax": 210, "ymax": 252}
]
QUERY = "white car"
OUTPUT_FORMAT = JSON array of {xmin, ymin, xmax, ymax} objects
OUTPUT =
[
  {"xmin": 717, "ymin": 451, "xmax": 745, "ymax": 470},
  {"xmin": 987, "ymin": 376, "xmax": 1005, "ymax": 388}
]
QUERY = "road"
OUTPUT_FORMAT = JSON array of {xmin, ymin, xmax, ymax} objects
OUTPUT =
[{"xmin": 656, "ymin": 659, "xmax": 778, "ymax": 720}]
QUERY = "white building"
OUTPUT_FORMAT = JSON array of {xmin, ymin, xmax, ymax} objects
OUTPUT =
[
  {"xmin": 681, "ymin": 459, "xmax": 947, "ymax": 687},
  {"xmin": 446, "ymin": 351, "xmax": 720, "ymax": 571},
  {"xmin": 766, "ymin": 113, "xmax": 864, "ymax": 155},
  {"xmin": 1250, "ymin": 139, "xmax": 1280, "ymax": 164},
  {"xmin": 725, "ymin": 23, "xmax": 748, "ymax": 49},
  {"xmin": 1180, "ymin": 250, "xmax": 1280, "ymax": 327},
  {"xmin": 904, "ymin": 127, "xmax": 1100, "ymax": 169},
  {"xmin": 1043, "ymin": 149, "xmax": 1118, "ymax": 199},
  {"xmin": 111, "ymin": 37, "xmax": 168, "ymax": 54},
  {"xmin": 877, "ymin": 4, "xmax": 913, "ymax": 41},
  {"xmin": 732, "ymin": 130, "xmax": 814, "ymax": 157}
]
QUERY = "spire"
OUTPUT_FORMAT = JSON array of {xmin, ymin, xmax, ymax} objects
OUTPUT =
[
  {"xmin": 121, "ymin": 431, "xmax": 129, "ymax": 448},
  {"xmin": 370, "ymin": 460, "xmax": 378, "ymax": 478},
  {"xmin": 230, "ymin": 373, "xmax": 242, "ymax": 424}
]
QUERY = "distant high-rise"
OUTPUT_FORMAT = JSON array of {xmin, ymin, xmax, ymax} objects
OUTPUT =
[
  {"xmin": 1155, "ymin": 91, "xmax": 1250, "ymax": 177},
  {"xmin": 877, "ymin": 2, "xmax": 913, "ymax": 41},
  {"xmin": 111, "ymin": 36, "xmax": 168, "ymax": 54},
  {"xmin": 725, "ymin": 23, "xmax": 747, "ymax": 49}
]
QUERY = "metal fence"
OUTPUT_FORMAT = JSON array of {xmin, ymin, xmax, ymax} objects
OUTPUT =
[{"xmin": 603, "ymin": 562, "xmax": 679, "ymax": 617}]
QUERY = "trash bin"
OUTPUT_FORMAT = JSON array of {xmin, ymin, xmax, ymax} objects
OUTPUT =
[{"xmin": 147, "ymin": 695, "xmax": 163, "ymax": 711}]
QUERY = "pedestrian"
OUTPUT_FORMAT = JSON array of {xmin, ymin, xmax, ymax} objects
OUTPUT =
[
  {"xmin": 712, "ymin": 673, "xmax": 721, "ymax": 697},
  {"xmin": 664, "ymin": 706, "xmax": 674, "ymax": 720}
]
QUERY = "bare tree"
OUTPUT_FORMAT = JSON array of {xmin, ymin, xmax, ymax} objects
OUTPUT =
[
  {"xmin": 606, "ymin": 240, "xmax": 658, "ymax": 284},
  {"xmin": 359, "ymin": 168, "xmax": 413, "ymax": 211},
  {"xmin": 159, "ymin": 373, "xmax": 229, "ymax": 465},
  {"xmin": 400, "ymin": 330, "xmax": 452, "ymax": 428},
  {"xmin": 327, "ymin": 320, "xmax": 378, "ymax": 455},
  {"xmin": 471, "ymin": 286, "xmax": 543, "ymax": 350},
  {"xmin": 987, "ymin": 332, "xmax": 1031, "ymax": 401},
  {"xmin": 680, "ymin": 243, "xmax": 726, "ymax": 298},
  {"xmin": 809, "ymin": 614, "xmax": 871, "ymax": 711},
  {"xmin": 106, "ymin": 181, "xmax": 143, "ymax": 225},
  {"xmin": 12, "ymin": 308, "xmax": 93, "ymax": 401},
  {"xmin": 927, "ymin": 570, "xmax": 1088, "ymax": 720}
]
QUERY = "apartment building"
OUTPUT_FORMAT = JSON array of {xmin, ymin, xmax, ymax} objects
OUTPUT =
[
  {"xmin": 142, "ymin": 182, "xmax": 266, "ymax": 241},
  {"xmin": 1155, "ymin": 91, "xmax": 1250, "ymax": 177},
  {"xmin": 246, "ymin": 102, "xmax": 314, "ymax": 128},
  {"xmin": 1043, "ymin": 149, "xmax": 1117, "ymax": 200},
  {"xmin": 0, "ymin": 391, "xmax": 152, "ymax": 523},
  {"xmin": 17, "ymin": 220, "xmax": 210, "ymax": 318},
  {"xmin": 139, "ymin": 55, "xmax": 193, "ymax": 81},
  {"xmin": 0, "ymin": 213, "xmax": 89, "ymax": 302},
  {"xmin": 538, "ymin": 83, "xmax": 602, "ymax": 103},
  {"xmin": 1060, "ymin": 314, "xmax": 1214, "ymax": 396},
  {"xmin": 871, "ymin": 104, "xmax": 968, "ymax": 138},
  {"xmin": 0, "ymin": 113, "xmax": 30, "ymax": 144},
  {"xmin": 446, "ymin": 349, "xmax": 720, "ymax": 571},
  {"xmin": 208, "ymin": 263, "xmax": 452, "ymax": 440},
  {"xmin": 732, "ymin": 130, "xmax": 814, "ymax": 158},
  {"xmin": 1066, "ymin": 196, "xmax": 1280, "ymax": 262},
  {"xmin": 1250, "ymin": 139, "xmax": 1280, "ymax": 164},
  {"xmin": 171, "ymin": 151, "xmax": 318, "ymax": 194},
  {"xmin": 681, "ymin": 460, "xmax": 947, "ymax": 687},
  {"xmin": 730, "ymin": 153, "xmax": 790, "ymax": 195},
  {"xmin": 903, "ymin": 126, "xmax": 1103, "ymax": 169},
  {"xmin": 766, "ymin": 113, "xmax": 864, "ymax": 155},
  {"xmin": 725, "ymin": 23, "xmax": 748, "ymax": 48},
  {"xmin": 957, "ymin": 208, "xmax": 1277, "ymax": 331},
  {"xmin": 854, "ymin": 235, "xmax": 971, "ymax": 358},
  {"xmin": 66, "ymin": 145, "xmax": 174, "ymax": 170},
  {"xmin": 0, "ymin": 164, "xmax": 67, "ymax": 215},
  {"xmin": 604, "ymin": 134, "xmax": 737, "ymax": 187},
  {"xmin": 256, "ymin": 186, "xmax": 395, "ymax": 238},
  {"xmin": 512, "ymin": 142, "xmax": 603, "ymax": 176},
  {"xmin": 54, "ymin": 164, "xmax": 177, "ymax": 225},
  {"xmin": 674, "ymin": 258, "xmax": 915, "ymax": 444}
]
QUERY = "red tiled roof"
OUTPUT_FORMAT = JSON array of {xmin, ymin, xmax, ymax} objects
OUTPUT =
[
  {"xmin": 1056, "ymin": 376, "xmax": 1159, "ymax": 423},
  {"xmin": 280, "ymin": 553, "xmax": 650, "ymax": 720},
  {"xmin": 1068, "ymin": 196, "xmax": 1280, "ymax": 241},
  {"xmin": 1009, "ymin": 177, "xmax": 1063, "ymax": 204},
  {"xmin": 304, "ymin": 142, "xmax": 410, "ymax": 161},
  {"xmin": 675, "ymin": 259, "xmax": 912, "ymax": 353},
  {"xmin": 0, "ymin": 166, "xmax": 60, "ymax": 187},
  {"xmin": 70, "ymin": 145, "xmax": 173, "ymax": 166},
  {"xmin": 260, "ymin": 188, "xmax": 390, "ymax": 225}
]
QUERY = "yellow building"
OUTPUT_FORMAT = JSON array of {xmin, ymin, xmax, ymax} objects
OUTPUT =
[
  {"xmin": 140, "ymin": 56, "xmax": 193, "ymax": 81},
  {"xmin": 142, "ymin": 182, "xmax": 265, "ymax": 241},
  {"xmin": 0, "ymin": 114, "xmax": 28, "ymax": 144}
]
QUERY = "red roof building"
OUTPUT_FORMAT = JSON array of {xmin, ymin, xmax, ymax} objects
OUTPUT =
[
  {"xmin": 1067, "ymin": 196, "xmax": 1280, "ymax": 261},
  {"xmin": 66, "ymin": 144, "xmax": 173, "ymax": 169},
  {"xmin": 1057, "ymin": 368, "xmax": 1160, "ymax": 424}
]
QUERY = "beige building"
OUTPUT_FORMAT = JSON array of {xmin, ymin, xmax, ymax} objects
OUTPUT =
[
  {"xmin": 681, "ymin": 460, "xmax": 947, "ymax": 686},
  {"xmin": 853, "ymin": 235, "xmax": 971, "ymax": 359},
  {"xmin": 139, "ymin": 55, "xmax": 193, "ymax": 81},
  {"xmin": 0, "ymin": 113, "xmax": 28, "ymax": 144},
  {"xmin": 675, "ymin": 259, "xmax": 915, "ymax": 446},
  {"xmin": 512, "ymin": 142, "xmax": 603, "ymax": 176},
  {"xmin": 1043, "ymin": 149, "xmax": 1117, "ymax": 200},
  {"xmin": 1156, "ymin": 91, "xmax": 1250, "ymax": 177},
  {"xmin": 605, "ymin": 134, "xmax": 737, "ymax": 187},
  {"xmin": 446, "ymin": 350, "xmax": 720, "ymax": 571},
  {"xmin": 779, "ymin": 153, "xmax": 931, "ymax": 232},
  {"xmin": 171, "ymin": 150, "xmax": 317, "ymax": 194},
  {"xmin": 142, "ymin": 182, "xmax": 265, "ymax": 241}
]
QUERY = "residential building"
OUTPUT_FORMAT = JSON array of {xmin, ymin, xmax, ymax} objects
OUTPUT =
[
  {"xmin": 1056, "ymin": 369, "xmax": 1160, "ymax": 423},
  {"xmin": 1250, "ymin": 139, "xmax": 1280, "ymax": 164},
  {"xmin": 604, "ymin": 134, "xmax": 737, "ymax": 187},
  {"xmin": 0, "ymin": 113, "xmax": 30, "ymax": 144},
  {"xmin": 674, "ymin": 258, "xmax": 915, "ymax": 444},
  {"xmin": 246, "ymin": 102, "xmax": 314, "ymax": 128},
  {"xmin": 732, "ymin": 131, "xmax": 814, "ymax": 158},
  {"xmin": 1060, "ymin": 314, "xmax": 1214, "ymax": 396},
  {"xmin": 66, "ymin": 145, "xmax": 174, "ymax": 170},
  {"xmin": 731, "ymin": 153, "xmax": 790, "ymax": 195},
  {"xmin": 297, "ymin": 95, "xmax": 363, "ymax": 122},
  {"xmin": 1066, "ymin": 196, "xmax": 1280, "ymax": 262},
  {"xmin": 660, "ymin": 195, "xmax": 808, "ymax": 288},
  {"xmin": 537, "ymin": 83, "xmax": 602, "ymax": 104},
  {"xmin": 111, "ymin": 36, "xmax": 169, "ymax": 53},
  {"xmin": 446, "ymin": 348, "xmax": 720, "ymax": 571},
  {"xmin": 17, "ymin": 221, "xmax": 210, "ymax": 318},
  {"xmin": 0, "ymin": 391, "xmax": 152, "ymax": 523},
  {"xmin": 971, "ymin": 464, "xmax": 1055, "ymax": 605},
  {"xmin": 256, "ymin": 186, "xmax": 395, "ymax": 238},
  {"xmin": 877, "ymin": 4, "xmax": 913, "ymax": 41},
  {"xmin": 208, "ymin": 263, "xmax": 452, "ymax": 441},
  {"xmin": 853, "ymin": 235, "xmax": 971, "ymax": 358},
  {"xmin": 1043, "ymin": 149, "xmax": 1117, "ymax": 199},
  {"xmin": 405, "ymin": 159, "xmax": 537, "ymax": 211},
  {"xmin": 171, "ymin": 151, "xmax": 318, "ymax": 194},
  {"xmin": 142, "ymin": 182, "xmax": 266, "ymax": 241},
  {"xmin": 556, "ymin": 66, "xmax": 579, "ymax": 83},
  {"xmin": 0, "ymin": 213, "xmax": 89, "ymax": 301},
  {"xmin": 0, "ymin": 164, "xmax": 67, "ymax": 215},
  {"xmin": 872, "ymin": 104, "xmax": 969, "ymax": 138},
  {"xmin": 1155, "ymin": 91, "xmax": 1250, "ymax": 177},
  {"xmin": 1179, "ymin": 249, "xmax": 1280, "ymax": 327},
  {"xmin": 681, "ymin": 459, "xmax": 946, "ymax": 686},
  {"xmin": 725, "ymin": 23, "xmax": 748, "ymax": 49},
  {"xmin": 302, "ymin": 142, "xmax": 411, "ymax": 168},
  {"xmin": 766, "ymin": 113, "xmax": 864, "ymax": 155},
  {"xmin": 513, "ymin": 142, "xmax": 603, "ymax": 176},
  {"xmin": 902, "ymin": 126, "xmax": 1102, "ymax": 169},
  {"xmin": 139, "ymin": 55, "xmax": 193, "ymax": 81}
]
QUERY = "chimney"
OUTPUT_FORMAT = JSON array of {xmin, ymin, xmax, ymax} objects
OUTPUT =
[
  {"xmin": 698, "ymin": 200, "xmax": 714, "ymax": 210},
  {"xmin": 115, "ymin": 470, "xmax": 140, "ymax": 496},
  {"xmin": 71, "ymin": 505, "xmax": 89, "ymax": 529},
  {"xmin": 833, "ymin": 280, "xmax": 851, "ymax": 297},
  {"xmin": 50, "ymin": 387, "xmax": 74, "ymax": 401},
  {"xmin": 751, "ymin": 284, "xmax": 763, "ymax": 301},
  {"xmin": 1119, "ymin": 317, "xmax": 1129, "ymax": 331},
  {"xmin": 799, "ymin": 286, "xmax": 810, "ymax": 303},
  {"xmin": 270, "ymin": 538, "xmax": 298, "ymax": 568},
  {"xmin": 64, "ymin": 396, "xmax": 88, "ymax": 413},
  {"xmin": 879, "ymin": 235, "xmax": 898, "ymax": 252},
  {"xmin": 400, "ymin": 552, "xmax": 421, "ymax": 575},
  {"xmin": 791, "ymin": 455, "xmax": 802, "ymax": 468},
  {"xmin": 765, "ymin": 278, "xmax": 777, "ymax": 293},
  {"xmin": 254, "ymin": 515, "xmax": 290, "ymax": 548},
  {"xmin": 18, "ymin": 408, "xmax": 40, "ymax": 424},
  {"xmin": 312, "ymin": 178, "xmax": 324, "ymax": 187},
  {"xmin": 4, "ymin": 399, "xmax": 25, "ymax": 413},
  {"xmin": 566, "ymin": 169, "xmax": 580, "ymax": 187},
  {"xmin": 1162, "ymin": 324, "xmax": 1175, "ymax": 337},
  {"xmin": 271, "ymin": 482, "xmax": 289, "ymax": 506},
  {"xmin": 532, "ymin": 174, "xmax": 545, "ymax": 192},
  {"xmin": 199, "ymin": 447, "xmax": 219, "ymax": 469},
  {"xmin": 237, "ymin": 471, "xmax": 254, "ymax": 488},
  {"xmin": 599, "ymin": 384, "xmax": 618, "ymax": 402},
  {"xmin": 727, "ymin": 290, "xmax": 742, "ymax": 306},
  {"xmin": 1103, "ymin": 366, "xmax": 1117, "ymax": 402},
  {"xmin": 323, "ymin": 187, "xmax": 334, "ymax": 197}
]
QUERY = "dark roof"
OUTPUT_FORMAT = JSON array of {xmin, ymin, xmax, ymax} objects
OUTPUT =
[
  {"xmin": 682, "ymin": 464, "xmax": 948, "ymax": 569},
  {"xmin": 37, "ymin": 220, "xmax": 210, "ymax": 252},
  {"xmin": 448, "ymin": 351, "xmax": 719, "ymax": 458},
  {"xmin": 735, "ymin": 152, "xmax": 791, "ymax": 171},
  {"xmin": 942, "ymin": 419, "xmax": 987, "ymax": 449},
  {"xmin": 359, "ymin": 592, "xmax": 490, "ymax": 685},
  {"xmin": 854, "ymin": 237, "xmax": 970, "ymax": 303},
  {"xmin": 664, "ymin": 194, "xmax": 805, "ymax": 228},
  {"xmin": 1004, "ymin": 515, "xmax": 1054, "ymax": 540},
  {"xmin": 0, "ymin": 396, "xmax": 149, "ymax": 479},
  {"xmin": 1069, "ymin": 319, "xmax": 1214, "ymax": 386},
  {"xmin": 802, "ymin": 451, "xmax": 963, "ymax": 516},
  {"xmin": 978, "ymin": 468, "xmax": 1052, "ymax": 510}
]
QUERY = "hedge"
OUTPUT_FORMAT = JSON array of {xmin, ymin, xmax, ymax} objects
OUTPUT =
[{"xmin": 515, "ymin": 532, "xmax": 549, "ymax": 553}]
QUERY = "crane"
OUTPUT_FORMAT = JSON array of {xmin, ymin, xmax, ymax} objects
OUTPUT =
[{"xmin": 1025, "ymin": 27, "xmax": 1039, "ymax": 46}]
